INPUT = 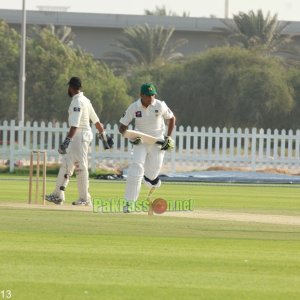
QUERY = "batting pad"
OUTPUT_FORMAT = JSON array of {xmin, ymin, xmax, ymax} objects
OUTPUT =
[
  {"xmin": 76, "ymin": 168, "xmax": 91, "ymax": 201},
  {"xmin": 125, "ymin": 163, "xmax": 144, "ymax": 201},
  {"xmin": 54, "ymin": 163, "xmax": 74, "ymax": 200}
]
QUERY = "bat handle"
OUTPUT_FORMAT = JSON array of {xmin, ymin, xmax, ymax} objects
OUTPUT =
[{"xmin": 155, "ymin": 139, "xmax": 164, "ymax": 145}]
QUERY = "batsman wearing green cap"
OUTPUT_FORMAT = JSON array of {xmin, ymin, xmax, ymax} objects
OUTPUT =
[{"xmin": 119, "ymin": 83, "xmax": 176, "ymax": 213}]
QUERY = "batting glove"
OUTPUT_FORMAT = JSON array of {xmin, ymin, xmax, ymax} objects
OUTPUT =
[
  {"xmin": 158, "ymin": 136, "xmax": 175, "ymax": 151},
  {"xmin": 129, "ymin": 137, "xmax": 142, "ymax": 145},
  {"xmin": 58, "ymin": 137, "xmax": 71, "ymax": 154},
  {"xmin": 97, "ymin": 132, "xmax": 114, "ymax": 149}
]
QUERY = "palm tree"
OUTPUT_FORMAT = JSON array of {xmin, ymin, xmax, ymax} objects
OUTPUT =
[
  {"xmin": 28, "ymin": 25, "xmax": 75, "ymax": 47},
  {"xmin": 48, "ymin": 25, "xmax": 75, "ymax": 47},
  {"xmin": 144, "ymin": 5, "xmax": 190, "ymax": 17},
  {"xmin": 220, "ymin": 10, "xmax": 294, "ymax": 55},
  {"xmin": 104, "ymin": 24, "xmax": 188, "ymax": 74}
]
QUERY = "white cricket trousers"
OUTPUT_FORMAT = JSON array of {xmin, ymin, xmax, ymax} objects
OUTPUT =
[
  {"xmin": 54, "ymin": 129, "xmax": 93, "ymax": 201},
  {"xmin": 125, "ymin": 143, "xmax": 165, "ymax": 202}
]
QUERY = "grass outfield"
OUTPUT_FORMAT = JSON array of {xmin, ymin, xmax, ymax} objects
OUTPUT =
[{"xmin": 0, "ymin": 177, "xmax": 300, "ymax": 299}]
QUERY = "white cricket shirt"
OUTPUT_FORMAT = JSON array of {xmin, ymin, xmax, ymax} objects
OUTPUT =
[
  {"xmin": 119, "ymin": 98, "xmax": 174, "ymax": 138},
  {"xmin": 68, "ymin": 92, "xmax": 100, "ymax": 130}
]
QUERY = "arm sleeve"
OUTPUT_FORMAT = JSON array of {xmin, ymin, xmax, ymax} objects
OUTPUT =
[
  {"xmin": 161, "ymin": 101, "xmax": 174, "ymax": 120},
  {"xmin": 89, "ymin": 102, "xmax": 100, "ymax": 124},
  {"xmin": 68, "ymin": 99, "xmax": 82, "ymax": 127},
  {"xmin": 119, "ymin": 104, "xmax": 134, "ymax": 126}
]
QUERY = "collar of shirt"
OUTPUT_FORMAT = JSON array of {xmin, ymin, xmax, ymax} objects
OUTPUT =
[
  {"xmin": 72, "ymin": 92, "xmax": 83, "ymax": 100},
  {"xmin": 137, "ymin": 98, "xmax": 157, "ymax": 108}
]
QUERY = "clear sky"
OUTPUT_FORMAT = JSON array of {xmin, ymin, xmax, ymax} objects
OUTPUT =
[{"xmin": 1, "ymin": 0, "xmax": 300, "ymax": 22}]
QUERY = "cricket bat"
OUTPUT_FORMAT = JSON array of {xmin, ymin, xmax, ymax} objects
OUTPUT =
[{"xmin": 123, "ymin": 130, "xmax": 164, "ymax": 145}]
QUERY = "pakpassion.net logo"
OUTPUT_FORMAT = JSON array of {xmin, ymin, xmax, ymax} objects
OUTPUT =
[{"xmin": 93, "ymin": 198, "xmax": 193, "ymax": 214}]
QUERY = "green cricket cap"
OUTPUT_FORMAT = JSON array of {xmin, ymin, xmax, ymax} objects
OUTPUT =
[{"xmin": 140, "ymin": 83, "xmax": 157, "ymax": 96}]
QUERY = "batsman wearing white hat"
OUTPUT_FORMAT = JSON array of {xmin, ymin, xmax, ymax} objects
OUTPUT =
[
  {"xmin": 46, "ymin": 77, "xmax": 113, "ymax": 206},
  {"xmin": 119, "ymin": 83, "xmax": 176, "ymax": 213}
]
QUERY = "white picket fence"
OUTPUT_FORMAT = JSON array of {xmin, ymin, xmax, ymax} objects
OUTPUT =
[{"xmin": 1, "ymin": 120, "xmax": 300, "ymax": 172}]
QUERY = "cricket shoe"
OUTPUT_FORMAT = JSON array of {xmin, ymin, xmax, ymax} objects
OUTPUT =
[
  {"xmin": 72, "ymin": 199, "xmax": 92, "ymax": 206},
  {"xmin": 45, "ymin": 193, "xmax": 63, "ymax": 205},
  {"xmin": 123, "ymin": 202, "xmax": 131, "ymax": 213}
]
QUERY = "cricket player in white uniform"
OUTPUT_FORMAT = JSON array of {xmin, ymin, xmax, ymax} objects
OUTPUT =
[
  {"xmin": 119, "ymin": 83, "xmax": 176, "ymax": 212},
  {"xmin": 46, "ymin": 77, "xmax": 113, "ymax": 206}
]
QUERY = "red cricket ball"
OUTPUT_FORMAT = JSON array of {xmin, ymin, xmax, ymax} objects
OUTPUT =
[{"xmin": 152, "ymin": 198, "xmax": 167, "ymax": 214}]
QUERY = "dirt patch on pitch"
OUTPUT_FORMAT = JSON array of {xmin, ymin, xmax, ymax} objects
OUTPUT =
[{"xmin": 1, "ymin": 202, "xmax": 300, "ymax": 226}]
